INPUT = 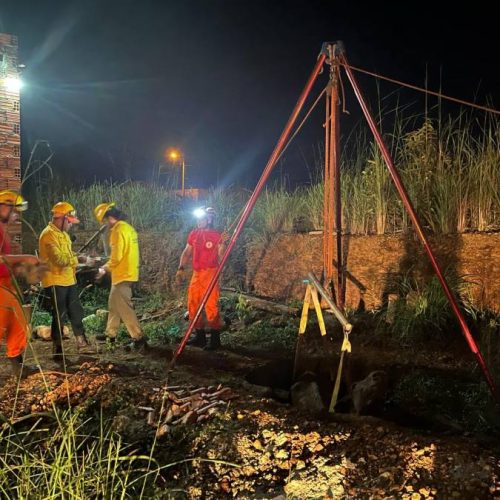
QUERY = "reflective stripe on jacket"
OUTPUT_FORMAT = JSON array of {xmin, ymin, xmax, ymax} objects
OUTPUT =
[
  {"xmin": 107, "ymin": 221, "xmax": 139, "ymax": 285},
  {"xmin": 39, "ymin": 222, "xmax": 78, "ymax": 287}
]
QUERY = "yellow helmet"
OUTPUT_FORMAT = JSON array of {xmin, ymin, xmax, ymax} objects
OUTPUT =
[
  {"xmin": 94, "ymin": 202, "xmax": 115, "ymax": 224},
  {"xmin": 0, "ymin": 190, "xmax": 28, "ymax": 211},
  {"xmin": 51, "ymin": 201, "xmax": 80, "ymax": 223}
]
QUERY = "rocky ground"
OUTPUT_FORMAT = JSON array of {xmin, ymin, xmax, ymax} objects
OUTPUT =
[{"xmin": 0, "ymin": 334, "xmax": 499, "ymax": 498}]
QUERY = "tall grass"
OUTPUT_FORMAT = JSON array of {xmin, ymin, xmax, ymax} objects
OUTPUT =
[
  {"xmin": 380, "ymin": 270, "xmax": 481, "ymax": 341},
  {"xmin": 248, "ymin": 187, "xmax": 303, "ymax": 244},
  {"xmin": 27, "ymin": 182, "xmax": 182, "ymax": 233},
  {"xmin": 0, "ymin": 410, "xmax": 161, "ymax": 498},
  {"xmin": 24, "ymin": 112, "xmax": 499, "ymax": 237},
  {"xmin": 339, "ymin": 113, "xmax": 499, "ymax": 235},
  {"xmin": 301, "ymin": 183, "xmax": 324, "ymax": 231}
]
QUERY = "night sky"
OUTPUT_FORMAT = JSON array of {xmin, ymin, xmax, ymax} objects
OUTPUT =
[{"xmin": 1, "ymin": 0, "xmax": 498, "ymax": 188}]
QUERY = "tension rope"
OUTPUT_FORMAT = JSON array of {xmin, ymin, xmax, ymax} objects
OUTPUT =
[
  {"xmin": 222, "ymin": 85, "xmax": 328, "ymax": 237},
  {"xmin": 339, "ymin": 61, "xmax": 500, "ymax": 116}
]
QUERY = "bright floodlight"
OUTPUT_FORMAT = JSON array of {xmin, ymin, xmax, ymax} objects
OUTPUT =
[
  {"xmin": 4, "ymin": 76, "xmax": 23, "ymax": 92},
  {"xmin": 193, "ymin": 207, "xmax": 206, "ymax": 219}
]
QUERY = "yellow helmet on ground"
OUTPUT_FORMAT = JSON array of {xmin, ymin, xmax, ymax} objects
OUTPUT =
[
  {"xmin": 51, "ymin": 201, "xmax": 80, "ymax": 223},
  {"xmin": 94, "ymin": 202, "xmax": 115, "ymax": 224},
  {"xmin": 0, "ymin": 190, "xmax": 28, "ymax": 211}
]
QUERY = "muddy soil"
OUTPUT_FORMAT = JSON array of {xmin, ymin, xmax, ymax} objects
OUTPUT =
[{"xmin": 1, "ymin": 334, "xmax": 499, "ymax": 498}]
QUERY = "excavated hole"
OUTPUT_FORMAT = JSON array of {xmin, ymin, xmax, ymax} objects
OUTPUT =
[
  {"xmin": 244, "ymin": 357, "xmax": 463, "ymax": 433},
  {"xmin": 245, "ymin": 358, "xmax": 349, "ymax": 409}
]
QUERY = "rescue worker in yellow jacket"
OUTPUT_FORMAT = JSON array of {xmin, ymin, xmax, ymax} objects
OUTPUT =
[
  {"xmin": 39, "ymin": 202, "xmax": 93, "ymax": 361},
  {"xmin": 93, "ymin": 203, "xmax": 147, "ymax": 350},
  {"xmin": 0, "ymin": 190, "xmax": 40, "ymax": 377}
]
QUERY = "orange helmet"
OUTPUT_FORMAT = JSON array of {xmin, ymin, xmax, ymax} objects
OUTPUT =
[
  {"xmin": 94, "ymin": 202, "xmax": 115, "ymax": 224},
  {"xmin": 0, "ymin": 190, "xmax": 28, "ymax": 211},
  {"xmin": 51, "ymin": 202, "xmax": 80, "ymax": 223}
]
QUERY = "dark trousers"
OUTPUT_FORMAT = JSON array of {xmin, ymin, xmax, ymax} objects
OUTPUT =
[{"xmin": 45, "ymin": 285, "xmax": 85, "ymax": 346}]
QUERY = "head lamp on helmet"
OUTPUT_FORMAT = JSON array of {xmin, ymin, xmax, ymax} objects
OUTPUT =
[
  {"xmin": 193, "ymin": 207, "xmax": 207, "ymax": 219},
  {"xmin": 193, "ymin": 206, "xmax": 216, "ymax": 220}
]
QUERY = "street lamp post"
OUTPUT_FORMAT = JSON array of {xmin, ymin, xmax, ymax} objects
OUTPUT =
[
  {"xmin": 181, "ymin": 156, "xmax": 185, "ymax": 197},
  {"xmin": 167, "ymin": 149, "xmax": 185, "ymax": 197}
]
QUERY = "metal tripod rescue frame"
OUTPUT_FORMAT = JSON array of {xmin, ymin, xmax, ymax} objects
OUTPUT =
[{"xmin": 169, "ymin": 41, "xmax": 499, "ymax": 405}]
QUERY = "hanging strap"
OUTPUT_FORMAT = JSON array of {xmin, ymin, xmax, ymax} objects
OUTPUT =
[{"xmin": 329, "ymin": 326, "xmax": 352, "ymax": 413}]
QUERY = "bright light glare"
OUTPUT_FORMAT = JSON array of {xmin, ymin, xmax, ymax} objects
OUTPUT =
[
  {"xmin": 166, "ymin": 148, "xmax": 182, "ymax": 162},
  {"xmin": 193, "ymin": 208, "xmax": 206, "ymax": 219},
  {"xmin": 4, "ymin": 76, "xmax": 23, "ymax": 92}
]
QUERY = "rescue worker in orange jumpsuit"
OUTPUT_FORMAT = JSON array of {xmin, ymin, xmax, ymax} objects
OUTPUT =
[
  {"xmin": 0, "ymin": 190, "xmax": 40, "ymax": 377},
  {"xmin": 176, "ymin": 207, "xmax": 224, "ymax": 350}
]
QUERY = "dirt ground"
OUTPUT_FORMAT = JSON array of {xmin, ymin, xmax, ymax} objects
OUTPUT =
[{"xmin": 1, "ymin": 333, "xmax": 499, "ymax": 499}]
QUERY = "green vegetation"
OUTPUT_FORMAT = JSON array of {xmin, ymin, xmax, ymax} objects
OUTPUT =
[
  {"xmin": 79, "ymin": 286, "xmax": 109, "ymax": 316},
  {"xmin": 0, "ymin": 410, "xmax": 162, "ymax": 498},
  {"xmin": 24, "ymin": 114, "xmax": 499, "ymax": 238},
  {"xmin": 379, "ymin": 271, "xmax": 480, "ymax": 342},
  {"xmin": 392, "ymin": 371, "xmax": 497, "ymax": 434}
]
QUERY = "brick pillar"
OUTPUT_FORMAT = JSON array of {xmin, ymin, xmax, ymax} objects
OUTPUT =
[{"xmin": 0, "ymin": 32, "xmax": 22, "ymax": 252}]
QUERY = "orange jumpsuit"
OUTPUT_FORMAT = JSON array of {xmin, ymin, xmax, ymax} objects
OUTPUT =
[
  {"xmin": 187, "ymin": 228, "xmax": 222, "ymax": 330},
  {"xmin": 0, "ymin": 225, "xmax": 28, "ymax": 358}
]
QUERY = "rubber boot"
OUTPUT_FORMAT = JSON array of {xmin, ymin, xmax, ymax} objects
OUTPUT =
[
  {"xmin": 52, "ymin": 343, "xmax": 64, "ymax": 363},
  {"xmin": 95, "ymin": 334, "xmax": 116, "ymax": 344},
  {"xmin": 9, "ymin": 354, "xmax": 38, "ymax": 378},
  {"xmin": 75, "ymin": 334, "xmax": 96, "ymax": 353},
  {"xmin": 124, "ymin": 336, "xmax": 149, "ymax": 352},
  {"xmin": 187, "ymin": 329, "xmax": 207, "ymax": 348},
  {"xmin": 204, "ymin": 330, "xmax": 221, "ymax": 351}
]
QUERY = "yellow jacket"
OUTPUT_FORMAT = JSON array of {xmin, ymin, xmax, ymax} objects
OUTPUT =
[
  {"xmin": 105, "ymin": 221, "xmax": 139, "ymax": 285},
  {"xmin": 39, "ymin": 222, "xmax": 78, "ymax": 287}
]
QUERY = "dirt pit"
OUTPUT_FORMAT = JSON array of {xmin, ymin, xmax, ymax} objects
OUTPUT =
[{"xmin": 0, "ymin": 333, "xmax": 499, "ymax": 498}]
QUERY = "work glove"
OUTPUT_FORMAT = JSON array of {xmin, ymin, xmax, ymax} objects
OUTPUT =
[
  {"xmin": 78, "ymin": 254, "xmax": 97, "ymax": 266},
  {"xmin": 96, "ymin": 267, "xmax": 107, "ymax": 281}
]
